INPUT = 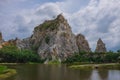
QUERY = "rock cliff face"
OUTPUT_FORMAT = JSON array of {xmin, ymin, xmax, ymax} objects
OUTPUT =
[
  {"xmin": 31, "ymin": 14, "xmax": 78, "ymax": 61},
  {"xmin": 16, "ymin": 37, "xmax": 31, "ymax": 50},
  {"xmin": 95, "ymin": 38, "xmax": 107, "ymax": 52},
  {"xmin": 0, "ymin": 32, "xmax": 4, "ymax": 44},
  {"xmin": 0, "ymin": 14, "xmax": 108, "ymax": 61},
  {"xmin": 76, "ymin": 34, "xmax": 91, "ymax": 52},
  {"xmin": 0, "ymin": 32, "xmax": 2, "ymax": 41},
  {"xmin": 17, "ymin": 14, "xmax": 79, "ymax": 61}
]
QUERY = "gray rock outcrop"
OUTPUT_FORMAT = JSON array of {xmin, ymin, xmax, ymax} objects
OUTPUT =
[
  {"xmin": 76, "ymin": 34, "xmax": 91, "ymax": 52},
  {"xmin": 0, "ymin": 32, "xmax": 4, "ymax": 44},
  {"xmin": 0, "ymin": 14, "xmax": 108, "ymax": 62},
  {"xmin": 17, "ymin": 14, "xmax": 79, "ymax": 61},
  {"xmin": 31, "ymin": 14, "xmax": 78, "ymax": 61},
  {"xmin": 95, "ymin": 38, "xmax": 107, "ymax": 52},
  {"xmin": 16, "ymin": 37, "xmax": 31, "ymax": 50}
]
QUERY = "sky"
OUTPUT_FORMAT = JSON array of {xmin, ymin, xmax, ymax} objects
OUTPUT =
[{"xmin": 0, "ymin": 0, "xmax": 120, "ymax": 51}]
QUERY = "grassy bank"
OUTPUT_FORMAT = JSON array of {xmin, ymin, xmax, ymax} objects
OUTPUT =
[
  {"xmin": 0, "ymin": 66, "xmax": 16, "ymax": 79},
  {"xmin": 69, "ymin": 63, "xmax": 120, "ymax": 69}
]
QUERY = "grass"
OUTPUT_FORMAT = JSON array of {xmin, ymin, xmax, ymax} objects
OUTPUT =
[
  {"xmin": 69, "ymin": 63, "xmax": 120, "ymax": 69},
  {"xmin": 0, "ymin": 66, "xmax": 16, "ymax": 79},
  {"xmin": 0, "ymin": 66, "xmax": 7, "ymax": 74},
  {"xmin": 47, "ymin": 60, "xmax": 61, "ymax": 64}
]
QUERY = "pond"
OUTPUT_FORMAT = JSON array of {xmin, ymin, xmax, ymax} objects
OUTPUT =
[{"xmin": 3, "ymin": 64, "xmax": 120, "ymax": 80}]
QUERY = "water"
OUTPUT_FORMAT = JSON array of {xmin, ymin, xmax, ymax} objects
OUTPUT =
[{"xmin": 4, "ymin": 64, "xmax": 120, "ymax": 80}]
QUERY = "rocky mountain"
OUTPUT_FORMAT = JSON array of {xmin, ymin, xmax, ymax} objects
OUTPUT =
[
  {"xmin": 76, "ymin": 34, "xmax": 91, "ymax": 52},
  {"xmin": 16, "ymin": 37, "xmax": 32, "ymax": 50},
  {"xmin": 0, "ymin": 33, "xmax": 18, "ymax": 48},
  {"xmin": 95, "ymin": 38, "xmax": 107, "ymax": 53},
  {"xmin": 0, "ymin": 14, "xmax": 107, "ymax": 61},
  {"xmin": 17, "ymin": 14, "xmax": 79, "ymax": 61}
]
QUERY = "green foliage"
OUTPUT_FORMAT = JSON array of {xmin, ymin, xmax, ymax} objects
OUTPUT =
[
  {"xmin": 48, "ymin": 60, "xmax": 61, "ymax": 64},
  {"xmin": 43, "ymin": 21, "xmax": 58, "ymax": 30},
  {"xmin": 64, "ymin": 50, "xmax": 120, "ymax": 64},
  {"xmin": 117, "ymin": 49, "xmax": 120, "ymax": 53},
  {"xmin": 0, "ymin": 66, "xmax": 7, "ymax": 74},
  {"xmin": 35, "ymin": 20, "xmax": 58, "ymax": 31},
  {"xmin": 63, "ymin": 52, "xmax": 90, "ymax": 63},
  {"xmin": 104, "ymin": 52, "xmax": 120, "ymax": 63},
  {"xmin": 0, "ymin": 66, "xmax": 16, "ymax": 78},
  {"xmin": 0, "ymin": 45, "xmax": 43, "ymax": 63},
  {"xmin": 45, "ymin": 36, "xmax": 50, "ymax": 44}
]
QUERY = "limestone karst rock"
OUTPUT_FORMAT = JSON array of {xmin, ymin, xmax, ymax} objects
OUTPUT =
[
  {"xmin": 0, "ymin": 32, "xmax": 2, "ymax": 41},
  {"xmin": 15, "ymin": 37, "xmax": 32, "ymax": 50},
  {"xmin": 0, "ymin": 37, "xmax": 17, "ymax": 48},
  {"xmin": 0, "ymin": 32, "xmax": 3, "ymax": 48},
  {"xmin": 76, "ymin": 34, "xmax": 91, "ymax": 52},
  {"xmin": 17, "ymin": 14, "xmax": 79, "ymax": 61},
  {"xmin": 95, "ymin": 38, "xmax": 107, "ymax": 53},
  {"xmin": 0, "ymin": 32, "xmax": 4, "ymax": 44},
  {"xmin": 1, "ymin": 14, "xmax": 108, "ymax": 61},
  {"xmin": 31, "ymin": 14, "xmax": 79, "ymax": 61}
]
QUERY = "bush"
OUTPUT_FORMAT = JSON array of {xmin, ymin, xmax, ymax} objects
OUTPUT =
[
  {"xmin": 0, "ymin": 45, "xmax": 43, "ymax": 63},
  {"xmin": 64, "ymin": 51, "xmax": 120, "ymax": 64},
  {"xmin": 104, "ymin": 52, "xmax": 120, "ymax": 63}
]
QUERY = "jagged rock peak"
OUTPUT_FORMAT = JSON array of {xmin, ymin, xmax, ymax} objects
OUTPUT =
[
  {"xmin": 28, "ymin": 14, "xmax": 79, "ymax": 61},
  {"xmin": 77, "ymin": 34, "xmax": 85, "ymax": 39},
  {"xmin": 98, "ymin": 38, "xmax": 103, "ymax": 43},
  {"xmin": 95, "ymin": 38, "xmax": 107, "ymax": 53},
  {"xmin": 34, "ymin": 14, "xmax": 69, "ymax": 32},
  {"xmin": 76, "ymin": 33, "xmax": 91, "ymax": 52},
  {"xmin": 56, "ymin": 14, "xmax": 66, "ymax": 21}
]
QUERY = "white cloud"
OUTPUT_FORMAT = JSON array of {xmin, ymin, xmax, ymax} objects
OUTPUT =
[
  {"xmin": 1, "ymin": 0, "xmax": 120, "ymax": 51},
  {"xmin": 66, "ymin": 0, "xmax": 120, "ymax": 51}
]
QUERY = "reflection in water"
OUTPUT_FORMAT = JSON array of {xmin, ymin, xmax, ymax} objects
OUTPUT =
[
  {"xmin": 4, "ymin": 64, "xmax": 120, "ymax": 80},
  {"xmin": 90, "ymin": 69, "xmax": 102, "ymax": 80},
  {"xmin": 108, "ymin": 70, "xmax": 120, "ymax": 80},
  {"xmin": 99, "ymin": 69, "xmax": 108, "ymax": 80}
]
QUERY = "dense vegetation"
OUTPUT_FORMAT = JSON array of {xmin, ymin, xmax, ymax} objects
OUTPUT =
[
  {"xmin": 0, "ymin": 44, "xmax": 120, "ymax": 64},
  {"xmin": 0, "ymin": 66, "xmax": 7, "ymax": 74},
  {"xmin": 63, "ymin": 51, "xmax": 120, "ymax": 64},
  {"xmin": 0, "ymin": 45, "xmax": 43, "ymax": 63}
]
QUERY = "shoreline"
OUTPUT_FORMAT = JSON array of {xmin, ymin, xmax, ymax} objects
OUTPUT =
[
  {"xmin": 69, "ymin": 63, "xmax": 120, "ymax": 69},
  {"xmin": 0, "ymin": 69, "xmax": 16, "ymax": 79}
]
